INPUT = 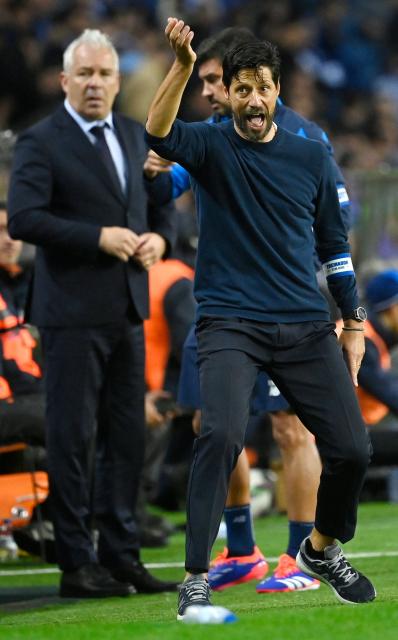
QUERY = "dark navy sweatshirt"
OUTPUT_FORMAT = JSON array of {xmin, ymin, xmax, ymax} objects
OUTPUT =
[{"xmin": 145, "ymin": 119, "xmax": 358, "ymax": 323}]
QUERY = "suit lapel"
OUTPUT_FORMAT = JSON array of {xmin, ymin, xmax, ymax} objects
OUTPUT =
[{"xmin": 53, "ymin": 106, "xmax": 126, "ymax": 206}]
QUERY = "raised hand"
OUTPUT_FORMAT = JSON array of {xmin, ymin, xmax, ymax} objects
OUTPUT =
[
  {"xmin": 165, "ymin": 17, "xmax": 196, "ymax": 66},
  {"xmin": 146, "ymin": 18, "xmax": 196, "ymax": 137}
]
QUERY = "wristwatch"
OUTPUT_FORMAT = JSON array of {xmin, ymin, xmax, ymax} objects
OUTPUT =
[{"xmin": 343, "ymin": 306, "xmax": 367, "ymax": 322}]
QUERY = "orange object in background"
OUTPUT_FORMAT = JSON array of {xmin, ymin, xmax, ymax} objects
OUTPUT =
[
  {"xmin": 0, "ymin": 471, "xmax": 48, "ymax": 529},
  {"xmin": 335, "ymin": 319, "xmax": 390, "ymax": 425},
  {"xmin": 144, "ymin": 260, "xmax": 194, "ymax": 391}
]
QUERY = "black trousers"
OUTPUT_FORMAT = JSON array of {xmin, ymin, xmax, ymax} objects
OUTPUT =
[
  {"xmin": 40, "ymin": 317, "xmax": 146, "ymax": 572},
  {"xmin": 185, "ymin": 318, "xmax": 371, "ymax": 573}
]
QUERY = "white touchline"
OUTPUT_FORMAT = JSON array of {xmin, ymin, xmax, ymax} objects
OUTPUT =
[{"xmin": 0, "ymin": 551, "xmax": 398, "ymax": 577}]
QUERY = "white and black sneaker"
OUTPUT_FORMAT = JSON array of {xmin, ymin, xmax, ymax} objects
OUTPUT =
[
  {"xmin": 296, "ymin": 537, "xmax": 376, "ymax": 605},
  {"xmin": 177, "ymin": 575, "xmax": 212, "ymax": 620}
]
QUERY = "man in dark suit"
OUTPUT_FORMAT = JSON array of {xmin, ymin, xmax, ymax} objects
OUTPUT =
[{"xmin": 7, "ymin": 29, "xmax": 178, "ymax": 598}]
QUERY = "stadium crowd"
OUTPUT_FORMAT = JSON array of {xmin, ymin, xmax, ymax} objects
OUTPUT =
[{"xmin": 0, "ymin": 0, "xmax": 398, "ymax": 172}]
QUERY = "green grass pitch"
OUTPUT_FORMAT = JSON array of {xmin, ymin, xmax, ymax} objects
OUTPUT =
[{"xmin": 1, "ymin": 502, "xmax": 398, "ymax": 639}]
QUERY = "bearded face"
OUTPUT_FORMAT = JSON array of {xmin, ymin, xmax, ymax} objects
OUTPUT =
[{"xmin": 227, "ymin": 66, "xmax": 279, "ymax": 142}]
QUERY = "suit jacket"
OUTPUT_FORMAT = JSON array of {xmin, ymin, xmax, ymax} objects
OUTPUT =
[{"xmin": 7, "ymin": 106, "xmax": 176, "ymax": 327}]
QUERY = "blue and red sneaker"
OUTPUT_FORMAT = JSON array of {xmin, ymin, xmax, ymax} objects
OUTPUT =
[
  {"xmin": 256, "ymin": 553, "xmax": 320, "ymax": 593},
  {"xmin": 208, "ymin": 546, "xmax": 268, "ymax": 591}
]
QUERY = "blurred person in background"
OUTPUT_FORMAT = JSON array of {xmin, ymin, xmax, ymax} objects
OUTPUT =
[
  {"xmin": 7, "ymin": 28, "xmax": 178, "ymax": 599},
  {"xmin": 357, "ymin": 270, "xmax": 398, "ymax": 435},
  {"xmin": 0, "ymin": 203, "xmax": 45, "ymax": 448},
  {"xmin": 0, "ymin": 203, "xmax": 52, "ymax": 562},
  {"xmin": 136, "ymin": 251, "xmax": 195, "ymax": 546}
]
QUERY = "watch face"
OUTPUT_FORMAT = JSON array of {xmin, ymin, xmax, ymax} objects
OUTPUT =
[{"xmin": 354, "ymin": 307, "xmax": 367, "ymax": 321}]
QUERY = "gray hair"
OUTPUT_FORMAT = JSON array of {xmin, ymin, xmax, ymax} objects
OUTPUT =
[{"xmin": 63, "ymin": 29, "xmax": 119, "ymax": 73}]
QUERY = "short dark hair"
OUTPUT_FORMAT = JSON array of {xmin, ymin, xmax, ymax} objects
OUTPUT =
[
  {"xmin": 222, "ymin": 40, "xmax": 281, "ymax": 89},
  {"xmin": 197, "ymin": 27, "xmax": 257, "ymax": 67}
]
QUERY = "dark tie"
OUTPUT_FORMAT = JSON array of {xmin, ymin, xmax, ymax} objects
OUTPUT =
[{"xmin": 90, "ymin": 125, "xmax": 123, "ymax": 193}]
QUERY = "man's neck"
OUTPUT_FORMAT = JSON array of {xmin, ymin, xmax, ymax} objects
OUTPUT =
[{"xmin": 233, "ymin": 120, "xmax": 277, "ymax": 143}]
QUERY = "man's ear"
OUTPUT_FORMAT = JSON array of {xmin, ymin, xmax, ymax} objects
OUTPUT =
[
  {"xmin": 60, "ymin": 71, "xmax": 67, "ymax": 94},
  {"xmin": 223, "ymin": 84, "xmax": 229, "ymax": 101}
]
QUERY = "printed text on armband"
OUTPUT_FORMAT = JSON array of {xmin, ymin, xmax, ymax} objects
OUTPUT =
[{"xmin": 322, "ymin": 254, "xmax": 354, "ymax": 279}]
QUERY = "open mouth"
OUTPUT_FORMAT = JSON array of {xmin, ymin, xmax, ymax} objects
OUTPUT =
[{"xmin": 246, "ymin": 113, "xmax": 265, "ymax": 129}]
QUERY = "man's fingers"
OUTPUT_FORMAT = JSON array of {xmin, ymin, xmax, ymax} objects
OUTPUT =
[
  {"xmin": 141, "ymin": 252, "xmax": 156, "ymax": 269},
  {"xmin": 123, "ymin": 235, "xmax": 139, "ymax": 256},
  {"xmin": 169, "ymin": 20, "xmax": 193, "ymax": 48},
  {"xmin": 134, "ymin": 233, "xmax": 165, "ymax": 268},
  {"xmin": 153, "ymin": 164, "xmax": 172, "ymax": 173},
  {"xmin": 178, "ymin": 25, "xmax": 191, "ymax": 42},
  {"xmin": 347, "ymin": 354, "xmax": 362, "ymax": 387},
  {"xmin": 339, "ymin": 329, "xmax": 365, "ymax": 388},
  {"xmin": 165, "ymin": 17, "xmax": 196, "ymax": 64},
  {"xmin": 122, "ymin": 231, "xmax": 140, "ymax": 252},
  {"xmin": 117, "ymin": 251, "xmax": 129, "ymax": 263},
  {"xmin": 175, "ymin": 24, "xmax": 194, "ymax": 50},
  {"xmin": 144, "ymin": 152, "xmax": 173, "ymax": 171},
  {"xmin": 349, "ymin": 366, "xmax": 358, "ymax": 387},
  {"xmin": 185, "ymin": 30, "xmax": 195, "ymax": 47},
  {"xmin": 136, "ymin": 257, "xmax": 152, "ymax": 270},
  {"xmin": 122, "ymin": 239, "xmax": 138, "ymax": 257},
  {"xmin": 135, "ymin": 237, "xmax": 149, "ymax": 253},
  {"xmin": 169, "ymin": 19, "xmax": 185, "ymax": 40},
  {"xmin": 165, "ymin": 17, "xmax": 178, "ymax": 36}
]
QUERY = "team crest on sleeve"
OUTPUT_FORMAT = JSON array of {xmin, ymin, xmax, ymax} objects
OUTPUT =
[{"xmin": 337, "ymin": 185, "xmax": 349, "ymax": 205}]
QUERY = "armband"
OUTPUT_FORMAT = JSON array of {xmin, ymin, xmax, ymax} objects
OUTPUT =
[{"xmin": 322, "ymin": 254, "xmax": 354, "ymax": 280}]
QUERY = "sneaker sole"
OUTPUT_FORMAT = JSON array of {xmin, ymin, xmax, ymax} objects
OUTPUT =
[
  {"xmin": 256, "ymin": 581, "xmax": 320, "ymax": 593},
  {"xmin": 296, "ymin": 552, "xmax": 377, "ymax": 605},
  {"xmin": 177, "ymin": 607, "xmax": 237, "ymax": 623},
  {"xmin": 210, "ymin": 561, "xmax": 269, "ymax": 591}
]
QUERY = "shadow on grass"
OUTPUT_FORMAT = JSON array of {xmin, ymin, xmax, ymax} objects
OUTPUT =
[{"xmin": 0, "ymin": 585, "xmax": 73, "ymax": 613}]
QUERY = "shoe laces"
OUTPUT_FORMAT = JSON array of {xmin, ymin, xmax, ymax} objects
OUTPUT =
[
  {"xmin": 275, "ymin": 554, "xmax": 297, "ymax": 578},
  {"xmin": 326, "ymin": 551, "xmax": 357, "ymax": 584},
  {"xmin": 183, "ymin": 579, "xmax": 210, "ymax": 602}
]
